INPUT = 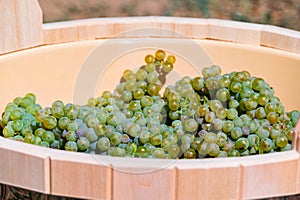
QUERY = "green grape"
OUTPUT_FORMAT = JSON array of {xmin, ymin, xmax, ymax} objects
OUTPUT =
[
  {"xmin": 275, "ymin": 134, "xmax": 288, "ymax": 148},
  {"xmin": 155, "ymin": 49, "xmax": 166, "ymax": 61},
  {"xmin": 235, "ymin": 137, "xmax": 249, "ymax": 151},
  {"xmin": 21, "ymin": 125, "xmax": 33, "ymax": 136},
  {"xmin": 217, "ymin": 151, "xmax": 228, "ymax": 157},
  {"xmin": 128, "ymin": 100, "xmax": 141, "ymax": 112},
  {"xmin": 257, "ymin": 94, "xmax": 270, "ymax": 106},
  {"xmin": 10, "ymin": 108, "xmax": 24, "ymax": 121},
  {"xmin": 139, "ymin": 130, "xmax": 151, "ymax": 144},
  {"xmin": 255, "ymin": 126, "xmax": 270, "ymax": 139},
  {"xmin": 216, "ymin": 88, "xmax": 230, "ymax": 102},
  {"xmin": 266, "ymin": 112, "xmax": 278, "ymax": 124},
  {"xmin": 136, "ymin": 68, "xmax": 148, "ymax": 81},
  {"xmin": 97, "ymin": 137, "xmax": 110, "ymax": 152},
  {"xmin": 64, "ymin": 103, "xmax": 79, "ymax": 120},
  {"xmin": 228, "ymin": 149, "xmax": 240, "ymax": 157},
  {"xmin": 184, "ymin": 148, "xmax": 196, "ymax": 159},
  {"xmin": 183, "ymin": 118, "xmax": 198, "ymax": 133},
  {"xmin": 34, "ymin": 127, "xmax": 45, "ymax": 137},
  {"xmin": 24, "ymin": 133, "xmax": 35, "ymax": 143},
  {"xmin": 40, "ymin": 141, "xmax": 50, "ymax": 148},
  {"xmin": 226, "ymin": 108, "xmax": 238, "ymax": 120},
  {"xmin": 230, "ymin": 127, "xmax": 243, "ymax": 139},
  {"xmin": 50, "ymin": 140, "xmax": 60, "ymax": 149},
  {"xmin": 197, "ymin": 141, "xmax": 209, "ymax": 156},
  {"xmin": 149, "ymin": 132, "xmax": 162, "ymax": 146},
  {"xmin": 57, "ymin": 117, "xmax": 70, "ymax": 130},
  {"xmin": 222, "ymin": 120, "xmax": 234, "ymax": 133},
  {"xmin": 252, "ymin": 78, "xmax": 266, "ymax": 92},
  {"xmin": 255, "ymin": 107, "xmax": 266, "ymax": 119},
  {"xmin": 232, "ymin": 117, "xmax": 243, "ymax": 127},
  {"xmin": 145, "ymin": 63, "xmax": 156, "ymax": 72},
  {"xmin": 42, "ymin": 131, "xmax": 55, "ymax": 144},
  {"xmin": 11, "ymin": 120, "xmax": 23, "ymax": 132},
  {"xmin": 228, "ymin": 99, "xmax": 239, "ymax": 109},
  {"xmin": 127, "ymin": 124, "xmax": 141, "ymax": 137},
  {"xmin": 203, "ymin": 110, "xmax": 215, "ymax": 123},
  {"xmin": 204, "ymin": 132, "xmax": 217, "ymax": 143},
  {"xmin": 202, "ymin": 67, "xmax": 214, "ymax": 79},
  {"xmin": 110, "ymin": 132, "xmax": 122, "ymax": 146},
  {"xmin": 207, "ymin": 143, "xmax": 220, "ymax": 157},
  {"xmin": 26, "ymin": 104, "xmax": 42, "ymax": 116},
  {"xmin": 64, "ymin": 141, "xmax": 78, "ymax": 152},
  {"xmin": 32, "ymin": 136, "xmax": 42, "ymax": 145},
  {"xmin": 168, "ymin": 144, "xmax": 180, "ymax": 158},
  {"xmin": 216, "ymin": 107, "xmax": 227, "ymax": 120},
  {"xmin": 123, "ymin": 69, "xmax": 136, "ymax": 81},
  {"xmin": 259, "ymin": 138, "xmax": 273, "ymax": 153},
  {"xmin": 3, "ymin": 125, "xmax": 15, "ymax": 138},
  {"xmin": 171, "ymin": 120, "xmax": 182, "ymax": 128},
  {"xmin": 133, "ymin": 88, "xmax": 144, "ymax": 100},
  {"xmin": 136, "ymin": 146, "xmax": 148, "ymax": 157},
  {"xmin": 230, "ymin": 81, "xmax": 242, "ymax": 93},
  {"xmin": 43, "ymin": 116, "xmax": 57, "ymax": 129},
  {"xmin": 153, "ymin": 148, "xmax": 165, "ymax": 158},
  {"xmin": 85, "ymin": 128, "xmax": 98, "ymax": 143},
  {"xmin": 66, "ymin": 120, "xmax": 79, "ymax": 131},
  {"xmin": 147, "ymin": 83, "xmax": 160, "ymax": 96},
  {"xmin": 223, "ymin": 141, "xmax": 235, "ymax": 152},
  {"xmin": 192, "ymin": 77, "xmax": 204, "ymax": 91},
  {"xmin": 141, "ymin": 95, "xmax": 154, "ymax": 107},
  {"xmin": 20, "ymin": 97, "xmax": 34, "ymax": 108},
  {"xmin": 216, "ymin": 132, "xmax": 227, "ymax": 148},
  {"xmin": 125, "ymin": 80, "xmax": 137, "ymax": 92},
  {"xmin": 66, "ymin": 130, "xmax": 77, "ymax": 142}
]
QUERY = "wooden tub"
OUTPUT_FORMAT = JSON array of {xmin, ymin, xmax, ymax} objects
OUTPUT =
[{"xmin": 0, "ymin": 0, "xmax": 300, "ymax": 199}]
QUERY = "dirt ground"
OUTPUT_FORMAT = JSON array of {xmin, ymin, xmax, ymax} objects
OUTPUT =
[{"xmin": 38, "ymin": 0, "xmax": 300, "ymax": 31}]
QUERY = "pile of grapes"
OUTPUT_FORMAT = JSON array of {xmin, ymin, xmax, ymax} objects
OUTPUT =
[{"xmin": 0, "ymin": 50, "xmax": 299, "ymax": 159}]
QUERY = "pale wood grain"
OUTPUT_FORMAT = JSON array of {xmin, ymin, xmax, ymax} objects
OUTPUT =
[
  {"xmin": 0, "ymin": 137, "xmax": 50, "ymax": 194},
  {"xmin": 241, "ymin": 151, "xmax": 299, "ymax": 199},
  {"xmin": 207, "ymin": 18, "xmax": 262, "ymax": 45},
  {"xmin": 261, "ymin": 25, "xmax": 300, "ymax": 54},
  {"xmin": 43, "ymin": 17, "xmax": 208, "ymax": 45},
  {"xmin": 49, "ymin": 150, "xmax": 112, "ymax": 200},
  {"xmin": 176, "ymin": 158, "xmax": 242, "ymax": 200},
  {"xmin": 99, "ymin": 157, "xmax": 177, "ymax": 200},
  {"xmin": 0, "ymin": 0, "xmax": 43, "ymax": 55}
]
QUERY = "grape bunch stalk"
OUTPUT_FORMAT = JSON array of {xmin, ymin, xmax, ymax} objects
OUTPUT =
[{"xmin": 0, "ymin": 50, "xmax": 299, "ymax": 159}]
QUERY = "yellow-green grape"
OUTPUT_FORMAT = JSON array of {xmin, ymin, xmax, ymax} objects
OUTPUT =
[
  {"xmin": 147, "ymin": 83, "xmax": 160, "ymax": 96},
  {"xmin": 153, "ymin": 148, "xmax": 165, "ymax": 158},
  {"xmin": 149, "ymin": 132, "xmax": 162, "ymax": 146},
  {"xmin": 207, "ymin": 143, "xmax": 220, "ymax": 157},
  {"xmin": 184, "ymin": 148, "xmax": 196, "ymax": 159},
  {"xmin": 11, "ymin": 120, "xmax": 23, "ymax": 132},
  {"xmin": 136, "ymin": 146, "xmax": 148, "ymax": 157},
  {"xmin": 3, "ymin": 125, "xmax": 15, "ymax": 138},
  {"xmin": 58, "ymin": 117, "xmax": 70, "ymax": 130},
  {"xmin": 183, "ymin": 118, "xmax": 198, "ymax": 133},
  {"xmin": 26, "ymin": 104, "xmax": 42, "ymax": 116},
  {"xmin": 77, "ymin": 137, "xmax": 90, "ymax": 151},
  {"xmin": 40, "ymin": 141, "xmax": 50, "ymax": 148},
  {"xmin": 101, "ymin": 90, "xmax": 113, "ymax": 99},
  {"xmin": 85, "ymin": 128, "xmax": 98, "ymax": 143},
  {"xmin": 32, "ymin": 136, "xmax": 42, "ymax": 145},
  {"xmin": 42, "ymin": 131, "xmax": 55, "ymax": 144},
  {"xmin": 64, "ymin": 103, "xmax": 79, "ymax": 120},
  {"xmin": 145, "ymin": 54, "xmax": 155, "ymax": 64},
  {"xmin": 24, "ymin": 133, "xmax": 34, "ymax": 143},
  {"xmin": 97, "ymin": 137, "xmax": 110, "ymax": 152},
  {"xmin": 66, "ymin": 130, "xmax": 77, "ymax": 142},
  {"xmin": 259, "ymin": 138, "xmax": 273, "ymax": 153},
  {"xmin": 43, "ymin": 116, "xmax": 57, "ymax": 129},
  {"xmin": 64, "ymin": 141, "xmax": 78, "ymax": 152},
  {"xmin": 275, "ymin": 134, "xmax": 288, "ymax": 148},
  {"xmin": 235, "ymin": 137, "xmax": 249, "ymax": 152},
  {"xmin": 20, "ymin": 97, "xmax": 34, "ymax": 108},
  {"xmin": 155, "ymin": 50, "xmax": 166, "ymax": 61}
]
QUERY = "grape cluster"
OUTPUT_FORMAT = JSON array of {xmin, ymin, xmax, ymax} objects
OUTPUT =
[{"xmin": 0, "ymin": 50, "xmax": 299, "ymax": 159}]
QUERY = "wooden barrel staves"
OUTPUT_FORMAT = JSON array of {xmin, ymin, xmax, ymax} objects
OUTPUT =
[{"xmin": 0, "ymin": 0, "xmax": 300, "ymax": 199}]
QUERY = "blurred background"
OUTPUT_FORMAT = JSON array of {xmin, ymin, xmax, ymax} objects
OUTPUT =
[{"xmin": 38, "ymin": 0, "xmax": 300, "ymax": 31}]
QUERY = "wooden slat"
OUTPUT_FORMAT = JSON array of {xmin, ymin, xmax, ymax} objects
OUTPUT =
[
  {"xmin": 176, "ymin": 158, "xmax": 241, "ymax": 200},
  {"xmin": 207, "ymin": 19, "xmax": 262, "ymax": 45},
  {"xmin": 43, "ymin": 17, "xmax": 208, "ymax": 45},
  {"xmin": 100, "ymin": 157, "xmax": 177, "ymax": 200},
  {"xmin": 0, "ymin": 0, "xmax": 43, "ymax": 55},
  {"xmin": 241, "ymin": 151, "xmax": 299, "ymax": 199},
  {"xmin": 49, "ymin": 150, "xmax": 112, "ymax": 199},
  {"xmin": 0, "ymin": 137, "xmax": 50, "ymax": 193},
  {"xmin": 261, "ymin": 25, "xmax": 300, "ymax": 54}
]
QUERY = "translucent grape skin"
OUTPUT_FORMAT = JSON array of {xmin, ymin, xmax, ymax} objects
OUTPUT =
[{"xmin": 0, "ymin": 51, "xmax": 298, "ymax": 160}]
